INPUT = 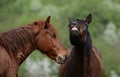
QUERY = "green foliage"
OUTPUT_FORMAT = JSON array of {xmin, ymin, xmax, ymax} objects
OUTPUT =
[{"xmin": 0, "ymin": 0, "xmax": 120, "ymax": 77}]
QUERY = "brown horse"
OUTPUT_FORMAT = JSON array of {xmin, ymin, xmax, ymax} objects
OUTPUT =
[
  {"xmin": 59, "ymin": 14, "xmax": 105, "ymax": 77},
  {"xmin": 0, "ymin": 16, "xmax": 68, "ymax": 77}
]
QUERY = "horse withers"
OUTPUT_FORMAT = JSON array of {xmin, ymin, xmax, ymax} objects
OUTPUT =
[
  {"xmin": 59, "ymin": 14, "xmax": 105, "ymax": 77},
  {"xmin": 0, "ymin": 16, "xmax": 68, "ymax": 77}
]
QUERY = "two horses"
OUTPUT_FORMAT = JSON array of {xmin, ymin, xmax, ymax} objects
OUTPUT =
[
  {"xmin": 0, "ymin": 16, "xmax": 68, "ymax": 77},
  {"xmin": 59, "ymin": 14, "xmax": 105, "ymax": 77},
  {"xmin": 0, "ymin": 14, "xmax": 105, "ymax": 77}
]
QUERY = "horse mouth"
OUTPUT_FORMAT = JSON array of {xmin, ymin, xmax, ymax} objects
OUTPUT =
[{"xmin": 70, "ymin": 30, "xmax": 80, "ymax": 37}]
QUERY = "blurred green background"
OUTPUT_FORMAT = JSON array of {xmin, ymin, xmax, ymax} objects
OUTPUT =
[{"xmin": 0, "ymin": 0, "xmax": 120, "ymax": 77}]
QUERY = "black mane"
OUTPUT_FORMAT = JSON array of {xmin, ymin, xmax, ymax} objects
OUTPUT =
[{"xmin": 74, "ymin": 30, "xmax": 92, "ymax": 76}]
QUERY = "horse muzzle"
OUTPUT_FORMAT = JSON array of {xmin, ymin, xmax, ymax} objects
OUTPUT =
[
  {"xmin": 56, "ymin": 55, "xmax": 68, "ymax": 64},
  {"xmin": 70, "ymin": 30, "xmax": 80, "ymax": 36}
]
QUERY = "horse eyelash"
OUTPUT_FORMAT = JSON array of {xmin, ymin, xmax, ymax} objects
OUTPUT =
[{"xmin": 51, "ymin": 33, "xmax": 56, "ymax": 39}]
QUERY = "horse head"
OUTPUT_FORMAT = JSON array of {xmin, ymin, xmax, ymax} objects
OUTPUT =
[
  {"xmin": 32, "ymin": 16, "xmax": 68, "ymax": 64},
  {"xmin": 68, "ymin": 14, "xmax": 92, "ymax": 45}
]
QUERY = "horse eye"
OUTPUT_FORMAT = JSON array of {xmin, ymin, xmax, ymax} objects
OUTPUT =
[
  {"xmin": 80, "ymin": 26, "xmax": 87, "ymax": 31},
  {"xmin": 51, "ymin": 33, "xmax": 56, "ymax": 39},
  {"xmin": 72, "ymin": 23, "xmax": 76, "ymax": 25}
]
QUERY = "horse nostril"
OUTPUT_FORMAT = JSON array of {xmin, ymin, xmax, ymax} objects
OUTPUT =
[
  {"xmin": 58, "ymin": 56, "xmax": 61, "ymax": 60},
  {"xmin": 65, "ymin": 55, "xmax": 68, "ymax": 59},
  {"xmin": 57, "ymin": 56, "xmax": 62, "ymax": 63}
]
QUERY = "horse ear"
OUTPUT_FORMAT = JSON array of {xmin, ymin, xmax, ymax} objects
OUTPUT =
[
  {"xmin": 44, "ymin": 16, "xmax": 51, "ymax": 29},
  {"xmin": 34, "ymin": 21, "xmax": 38, "ymax": 25},
  {"xmin": 68, "ymin": 18, "xmax": 72, "ymax": 26},
  {"xmin": 85, "ymin": 14, "xmax": 92, "ymax": 24}
]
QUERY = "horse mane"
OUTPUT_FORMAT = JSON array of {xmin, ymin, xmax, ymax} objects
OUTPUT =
[
  {"xmin": 85, "ymin": 31, "xmax": 92, "ymax": 69},
  {"xmin": 69, "ymin": 30, "xmax": 93, "ymax": 77},
  {"xmin": 0, "ymin": 26, "xmax": 34, "ymax": 56},
  {"xmin": 83, "ymin": 31, "xmax": 92, "ymax": 56}
]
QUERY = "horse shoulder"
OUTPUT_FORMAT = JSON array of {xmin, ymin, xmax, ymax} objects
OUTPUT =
[{"xmin": 91, "ymin": 46, "xmax": 105, "ymax": 77}]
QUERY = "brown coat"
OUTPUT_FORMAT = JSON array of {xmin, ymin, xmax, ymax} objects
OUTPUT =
[{"xmin": 59, "ymin": 46, "xmax": 105, "ymax": 77}]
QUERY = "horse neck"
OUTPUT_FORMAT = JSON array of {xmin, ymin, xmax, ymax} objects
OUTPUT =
[
  {"xmin": 0, "ymin": 26, "xmax": 36, "ymax": 65},
  {"xmin": 73, "ymin": 31, "xmax": 92, "ymax": 76}
]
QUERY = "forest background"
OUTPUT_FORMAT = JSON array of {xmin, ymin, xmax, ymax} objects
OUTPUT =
[{"xmin": 0, "ymin": 0, "xmax": 120, "ymax": 77}]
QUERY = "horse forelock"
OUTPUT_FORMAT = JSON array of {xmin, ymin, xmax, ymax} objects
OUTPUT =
[{"xmin": 0, "ymin": 26, "xmax": 34, "ymax": 56}]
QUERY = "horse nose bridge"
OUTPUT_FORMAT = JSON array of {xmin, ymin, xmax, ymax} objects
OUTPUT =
[
  {"xmin": 57, "ymin": 50, "xmax": 68, "ymax": 58},
  {"xmin": 54, "ymin": 42, "xmax": 65, "ymax": 51},
  {"xmin": 53, "ymin": 40, "xmax": 68, "ymax": 57},
  {"xmin": 59, "ymin": 48, "xmax": 68, "ymax": 54}
]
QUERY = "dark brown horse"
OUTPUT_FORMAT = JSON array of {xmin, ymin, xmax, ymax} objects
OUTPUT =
[
  {"xmin": 0, "ymin": 16, "xmax": 68, "ymax": 77},
  {"xmin": 59, "ymin": 14, "xmax": 105, "ymax": 77}
]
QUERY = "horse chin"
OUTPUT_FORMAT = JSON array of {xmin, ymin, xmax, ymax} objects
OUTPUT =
[
  {"xmin": 70, "ymin": 32, "xmax": 81, "ymax": 45},
  {"xmin": 56, "ymin": 60, "xmax": 65, "ymax": 64},
  {"xmin": 56, "ymin": 61, "xmax": 64, "ymax": 64}
]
